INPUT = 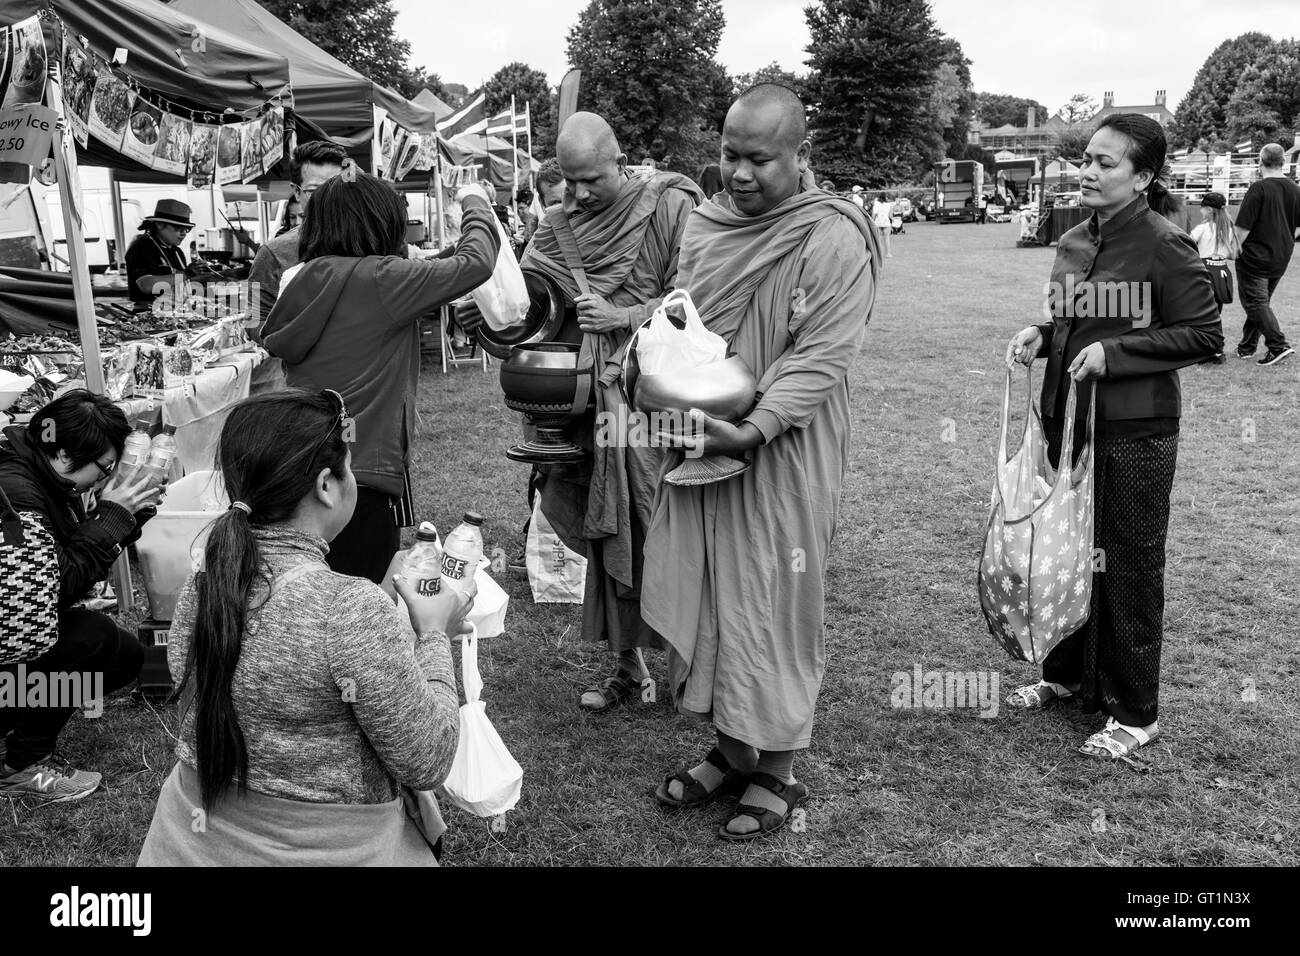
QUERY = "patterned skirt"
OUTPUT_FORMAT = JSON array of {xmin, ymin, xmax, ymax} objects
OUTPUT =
[{"xmin": 1042, "ymin": 430, "xmax": 1180, "ymax": 726}]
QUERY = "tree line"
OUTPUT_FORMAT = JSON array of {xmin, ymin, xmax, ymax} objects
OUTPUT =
[{"xmin": 260, "ymin": 1, "xmax": 1298, "ymax": 190}]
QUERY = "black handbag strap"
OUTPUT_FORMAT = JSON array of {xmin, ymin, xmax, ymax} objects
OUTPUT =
[{"xmin": 0, "ymin": 483, "xmax": 26, "ymax": 546}]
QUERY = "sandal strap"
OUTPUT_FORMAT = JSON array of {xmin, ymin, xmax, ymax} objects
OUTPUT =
[
  {"xmin": 703, "ymin": 745, "xmax": 733, "ymax": 775},
  {"xmin": 728, "ymin": 776, "xmax": 808, "ymax": 831},
  {"xmin": 747, "ymin": 772, "xmax": 802, "ymax": 810},
  {"xmin": 594, "ymin": 673, "xmax": 637, "ymax": 703}
]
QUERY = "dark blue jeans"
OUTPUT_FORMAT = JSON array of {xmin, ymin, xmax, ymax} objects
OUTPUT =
[{"xmin": 1235, "ymin": 266, "xmax": 1288, "ymax": 353}]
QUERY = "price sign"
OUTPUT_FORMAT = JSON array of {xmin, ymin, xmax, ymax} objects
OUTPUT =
[{"xmin": 0, "ymin": 104, "xmax": 57, "ymax": 167}]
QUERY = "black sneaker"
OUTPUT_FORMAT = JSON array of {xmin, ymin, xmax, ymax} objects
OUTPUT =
[
  {"xmin": 508, "ymin": 549, "xmax": 527, "ymax": 575},
  {"xmin": 1257, "ymin": 347, "xmax": 1295, "ymax": 367},
  {"xmin": 1236, "ymin": 346, "xmax": 1257, "ymax": 358}
]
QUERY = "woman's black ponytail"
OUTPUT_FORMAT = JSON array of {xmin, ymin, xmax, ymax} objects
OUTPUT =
[{"xmin": 179, "ymin": 389, "xmax": 348, "ymax": 810}]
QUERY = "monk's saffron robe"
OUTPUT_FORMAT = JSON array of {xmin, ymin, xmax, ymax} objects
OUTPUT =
[
  {"xmin": 642, "ymin": 188, "xmax": 880, "ymax": 750},
  {"xmin": 522, "ymin": 171, "xmax": 702, "ymax": 651}
]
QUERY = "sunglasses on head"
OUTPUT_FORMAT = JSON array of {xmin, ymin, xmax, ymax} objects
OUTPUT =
[{"xmin": 302, "ymin": 388, "xmax": 348, "ymax": 475}]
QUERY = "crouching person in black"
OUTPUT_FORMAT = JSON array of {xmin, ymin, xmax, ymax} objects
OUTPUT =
[{"xmin": 0, "ymin": 390, "xmax": 160, "ymax": 802}]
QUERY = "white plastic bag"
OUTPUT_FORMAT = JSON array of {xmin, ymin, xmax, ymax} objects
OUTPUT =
[
  {"xmin": 468, "ymin": 557, "xmax": 509, "ymax": 638},
  {"xmin": 525, "ymin": 496, "xmax": 586, "ymax": 604},
  {"xmin": 470, "ymin": 214, "xmax": 530, "ymax": 332},
  {"xmin": 443, "ymin": 625, "xmax": 524, "ymax": 817},
  {"xmin": 635, "ymin": 288, "xmax": 726, "ymax": 374}
]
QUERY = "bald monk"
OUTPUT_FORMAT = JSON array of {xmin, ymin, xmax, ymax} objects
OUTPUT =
[
  {"xmin": 643, "ymin": 84, "xmax": 881, "ymax": 840},
  {"xmin": 461, "ymin": 112, "xmax": 703, "ymax": 710}
]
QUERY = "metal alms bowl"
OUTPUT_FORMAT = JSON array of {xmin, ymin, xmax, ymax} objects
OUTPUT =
[
  {"xmin": 475, "ymin": 269, "xmax": 566, "ymax": 360},
  {"xmin": 498, "ymin": 342, "xmax": 594, "ymax": 464},
  {"xmin": 631, "ymin": 353, "xmax": 757, "ymax": 422},
  {"xmin": 499, "ymin": 342, "xmax": 593, "ymax": 415}
]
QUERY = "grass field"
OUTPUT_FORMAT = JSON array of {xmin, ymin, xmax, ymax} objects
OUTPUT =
[{"xmin": 3, "ymin": 218, "xmax": 1298, "ymax": 867}]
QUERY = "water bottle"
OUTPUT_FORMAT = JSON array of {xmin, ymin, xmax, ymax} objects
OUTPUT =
[
  {"xmin": 141, "ymin": 425, "xmax": 178, "ymax": 490},
  {"xmin": 402, "ymin": 522, "xmax": 443, "ymax": 599},
  {"xmin": 116, "ymin": 420, "xmax": 152, "ymax": 485},
  {"xmin": 439, "ymin": 511, "xmax": 484, "ymax": 597}
]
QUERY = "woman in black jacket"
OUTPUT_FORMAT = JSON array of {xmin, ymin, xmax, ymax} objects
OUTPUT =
[
  {"xmin": 0, "ymin": 391, "xmax": 160, "ymax": 802},
  {"xmin": 1003, "ymin": 114, "xmax": 1223, "ymax": 760}
]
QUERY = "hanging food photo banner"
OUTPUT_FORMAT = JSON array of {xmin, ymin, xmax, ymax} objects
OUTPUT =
[
  {"xmin": 239, "ymin": 119, "xmax": 262, "ymax": 183},
  {"xmin": 1, "ymin": 15, "xmax": 47, "ymax": 110},
  {"xmin": 257, "ymin": 104, "xmax": 283, "ymax": 176},
  {"xmin": 414, "ymin": 131, "xmax": 438, "ymax": 172},
  {"xmin": 87, "ymin": 73, "xmax": 130, "ymax": 151},
  {"xmin": 122, "ymin": 94, "xmax": 162, "ymax": 166},
  {"xmin": 0, "ymin": 13, "xmax": 298, "ymax": 186},
  {"xmin": 154, "ymin": 111, "xmax": 191, "ymax": 177},
  {"xmin": 215, "ymin": 122, "xmax": 242, "ymax": 185},
  {"xmin": 61, "ymin": 36, "xmax": 95, "ymax": 148},
  {"xmin": 392, "ymin": 127, "xmax": 423, "ymax": 181},
  {"xmin": 188, "ymin": 122, "xmax": 218, "ymax": 187}
]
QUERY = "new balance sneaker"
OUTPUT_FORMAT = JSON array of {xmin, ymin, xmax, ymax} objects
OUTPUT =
[
  {"xmin": 0, "ymin": 759, "xmax": 101, "ymax": 803},
  {"xmin": 1257, "ymin": 347, "xmax": 1295, "ymax": 367}
]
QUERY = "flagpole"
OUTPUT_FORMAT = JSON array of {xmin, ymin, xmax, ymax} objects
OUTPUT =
[
  {"xmin": 510, "ymin": 94, "xmax": 519, "ymax": 207},
  {"xmin": 525, "ymin": 101, "xmax": 534, "ymax": 191}
]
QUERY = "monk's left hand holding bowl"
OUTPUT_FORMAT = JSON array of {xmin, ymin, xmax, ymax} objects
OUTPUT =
[
  {"xmin": 658, "ymin": 409, "xmax": 763, "ymax": 458},
  {"xmin": 575, "ymin": 292, "xmax": 627, "ymax": 332}
]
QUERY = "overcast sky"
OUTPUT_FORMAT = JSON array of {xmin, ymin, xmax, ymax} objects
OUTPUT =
[{"xmin": 395, "ymin": 0, "xmax": 1299, "ymax": 117}]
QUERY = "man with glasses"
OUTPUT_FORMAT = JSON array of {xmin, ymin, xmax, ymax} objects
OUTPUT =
[
  {"xmin": 248, "ymin": 140, "xmax": 349, "ymax": 327},
  {"xmin": 0, "ymin": 391, "xmax": 161, "ymax": 802},
  {"xmin": 124, "ymin": 199, "xmax": 196, "ymax": 314}
]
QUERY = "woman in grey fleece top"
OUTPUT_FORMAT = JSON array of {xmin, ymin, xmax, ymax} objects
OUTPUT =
[{"xmin": 139, "ymin": 390, "xmax": 471, "ymax": 866}]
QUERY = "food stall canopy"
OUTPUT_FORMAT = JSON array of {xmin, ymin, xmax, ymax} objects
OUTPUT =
[
  {"xmin": 0, "ymin": 0, "xmax": 303, "ymax": 182},
  {"xmin": 166, "ymin": 0, "xmax": 439, "ymax": 143},
  {"xmin": 413, "ymin": 88, "xmax": 454, "ymax": 121}
]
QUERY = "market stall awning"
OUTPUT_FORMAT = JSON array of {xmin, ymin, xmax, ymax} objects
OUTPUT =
[
  {"xmin": 166, "ymin": 0, "xmax": 439, "ymax": 143},
  {"xmin": 1, "ymin": 0, "xmax": 289, "ymax": 114},
  {"xmin": 0, "ymin": 0, "xmax": 302, "ymax": 182},
  {"xmin": 413, "ymin": 88, "xmax": 454, "ymax": 121}
]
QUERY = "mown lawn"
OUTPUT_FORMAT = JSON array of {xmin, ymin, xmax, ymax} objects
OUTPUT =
[{"xmin": 3, "ymin": 218, "xmax": 1297, "ymax": 866}]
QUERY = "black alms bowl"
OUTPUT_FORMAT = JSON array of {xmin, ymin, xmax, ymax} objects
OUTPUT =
[{"xmin": 499, "ymin": 342, "xmax": 594, "ymax": 420}]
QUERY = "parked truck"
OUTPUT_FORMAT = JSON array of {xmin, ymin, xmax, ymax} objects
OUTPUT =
[{"xmin": 933, "ymin": 160, "xmax": 984, "ymax": 224}]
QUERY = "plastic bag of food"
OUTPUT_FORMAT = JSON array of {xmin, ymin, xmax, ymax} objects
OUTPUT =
[
  {"xmin": 635, "ymin": 289, "xmax": 726, "ymax": 375},
  {"xmin": 470, "ymin": 215, "xmax": 530, "ymax": 333}
]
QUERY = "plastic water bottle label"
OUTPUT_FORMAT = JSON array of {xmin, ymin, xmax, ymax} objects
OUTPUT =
[
  {"xmin": 440, "ymin": 552, "xmax": 470, "ymax": 581},
  {"xmin": 414, "ymin": 576, "xmax": 441, "ymax": 597}
]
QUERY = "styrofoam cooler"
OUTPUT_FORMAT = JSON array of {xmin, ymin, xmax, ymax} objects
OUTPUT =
[{"xmin": 134, "ymin": 470, "xmax": 227, "ymax": 620}]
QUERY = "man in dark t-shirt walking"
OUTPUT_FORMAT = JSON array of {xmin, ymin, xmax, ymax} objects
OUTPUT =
[{"xmin": 1235, "ymin": 143, "xmax": 1300, "ymax": 366}]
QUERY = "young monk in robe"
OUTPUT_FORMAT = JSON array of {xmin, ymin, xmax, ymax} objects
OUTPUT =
[
  {"xmin": 642, "ymin": 85, "xmax": 881, "ymax": 840},
  {"xmin": 460, "ymin": 113, "xmax": 703, "ymax": 710}
]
